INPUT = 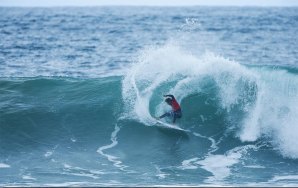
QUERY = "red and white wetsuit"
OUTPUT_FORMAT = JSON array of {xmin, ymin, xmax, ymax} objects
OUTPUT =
[{"xmin": 171, "ymin": 97, "xmax": 181, "ymax": 112}]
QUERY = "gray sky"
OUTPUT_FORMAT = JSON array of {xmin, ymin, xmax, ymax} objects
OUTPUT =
[{"xmin": 1, "ymin": 0, "xmax": 298, "ymax": 7}]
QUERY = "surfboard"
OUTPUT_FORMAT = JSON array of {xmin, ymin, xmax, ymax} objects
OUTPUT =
[{"xmin": 155, "ymin": 119, "xmax": 188, "ymax": 133}]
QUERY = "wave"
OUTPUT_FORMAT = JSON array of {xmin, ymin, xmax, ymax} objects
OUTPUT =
[
  {"xmin": 122, "ymin": 43, "xmax": 298, "ymax": 159},
  {"xmin": 0, "ymin": 77, "xmax": 123, "ymax": 156},
  {"xmin": 1, "ymin": 44, "xmax": 298, "ymax": 162}
]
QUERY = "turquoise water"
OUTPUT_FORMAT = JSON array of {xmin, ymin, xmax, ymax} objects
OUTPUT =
[{"xmin": 1, "ymin": 6, "xmax": 298, "ymax": 186}]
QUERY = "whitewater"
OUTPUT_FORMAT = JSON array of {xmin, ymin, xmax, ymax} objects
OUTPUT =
[{"xmin": 1, "ymin": 6, "xmax": 298, "ymax": 186}]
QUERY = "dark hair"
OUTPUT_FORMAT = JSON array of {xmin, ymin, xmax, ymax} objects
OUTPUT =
[{"xmin": 165, "ymin": 98, "xmax": 172, "ymax": 103}]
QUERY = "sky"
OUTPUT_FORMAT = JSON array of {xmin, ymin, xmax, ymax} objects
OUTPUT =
[{"xmin": 0, "ymin": 0, "xmax": 298, "ymax": 7}]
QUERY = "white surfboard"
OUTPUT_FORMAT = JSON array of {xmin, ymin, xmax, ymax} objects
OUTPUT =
[{"xmin": 155, "ymin": 119, "xmax": 188, "ymax": 132}]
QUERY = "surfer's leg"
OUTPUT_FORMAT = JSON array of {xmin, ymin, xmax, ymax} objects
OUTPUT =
[
  {"xmin": 176, "ymin": 110, "xmax": 182, "ymax": 118},
  {"xmin": 159, "ymin": 112, "xmax": 171, "ymax": 119},
  {"xmin": 173, "ymin": 115, "xmax": 177, "ymax": 124},
  {"xmin": 173, "ymin": 110, "xmax": 182, "ymax": 123}
]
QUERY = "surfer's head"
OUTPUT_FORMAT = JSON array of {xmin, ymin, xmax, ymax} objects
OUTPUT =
[{"xmin": 165, "ymin": 98, "xmax": 172, "ymax": 105}]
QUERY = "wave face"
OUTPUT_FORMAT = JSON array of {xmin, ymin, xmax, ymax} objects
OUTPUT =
[
  {"xmin": 123, "ymin": 44, "xmax": 298, "ymax": 158},
  {"xmin": 1, "ymin": 6, "xmax": 298, "ymax": 187}
]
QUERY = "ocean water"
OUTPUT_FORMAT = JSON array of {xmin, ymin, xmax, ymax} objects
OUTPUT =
[{"xmin": 1, "ymin": 6, "xmax": 298, "ymax": 186}]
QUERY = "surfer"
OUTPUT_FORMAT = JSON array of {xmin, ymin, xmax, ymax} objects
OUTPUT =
[{"xmin": 157, "ymin": 94, "xmax": 182, "ymax": 124}]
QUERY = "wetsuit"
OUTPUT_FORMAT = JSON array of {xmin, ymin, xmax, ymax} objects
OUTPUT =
[{"xmin": 159, "ymin": 95, "xmax": 182, "ymax": 123}]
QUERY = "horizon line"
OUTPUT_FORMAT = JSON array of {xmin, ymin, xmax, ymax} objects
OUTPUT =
[{"xmin": 0, "ymin": 4, "xmax": 297, "ymax": 8}]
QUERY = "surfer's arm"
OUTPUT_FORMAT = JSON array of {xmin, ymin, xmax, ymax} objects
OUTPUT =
[{"xmin": 163, "ymin": 94, "xmax": 175, "ymax": 100}]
